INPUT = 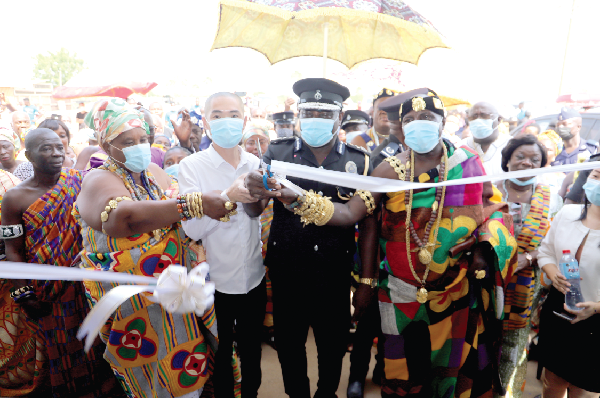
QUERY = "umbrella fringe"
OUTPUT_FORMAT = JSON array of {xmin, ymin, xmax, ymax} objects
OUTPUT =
[{"xmin": 218, "ymin": 0, "xmax": 448, "ymax": 39}]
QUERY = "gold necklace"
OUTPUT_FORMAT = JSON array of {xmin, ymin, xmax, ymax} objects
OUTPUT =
[{"xmin": 404, "ymin": 144, "xmax": 449, "ymax": 304}]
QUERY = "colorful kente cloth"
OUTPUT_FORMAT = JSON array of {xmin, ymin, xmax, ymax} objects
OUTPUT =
[
  {"xmin": 498, "ymin": 184, "xmax": 550, "ymax": 398},
  {"xmin": 74, "ymin": 173, "xmax": 217, "ymax": 398},
  {"xmin": 379, "ymin": 144, "xmax": 517, "ymax": 398},
  {"xmin": 503, "ymin": 183, "xmax": 550, "ymax": 331},
  {"xmin": 260, "ymin": 200, "xmax": 274, "ymax": 328},
  {"xmin": 22, "ymin": 169, "xmax": 121, "ymax": 398}
]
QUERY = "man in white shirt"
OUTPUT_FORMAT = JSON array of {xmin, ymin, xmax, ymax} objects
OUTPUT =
[
  {"xmin": 178, "ymin": 92, "xmax": 266, "ymax": 398},
  {"xmin": 461, "ymin": 102, "xmax": 510, "ymax": 177}
]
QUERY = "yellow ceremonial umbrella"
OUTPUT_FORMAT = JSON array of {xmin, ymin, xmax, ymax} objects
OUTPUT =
[{"xmin": 211, "ymin": 0, "xmax": 449, "ymax": 77}]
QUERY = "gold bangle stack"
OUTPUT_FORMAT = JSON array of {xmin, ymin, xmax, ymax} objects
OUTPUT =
[
  {"xmin": 186, "ymin": 192, "xmax": 204, "ymax": 218},
  {"xmin": 293, "ymin": 190, "xmax": 335, "ymax": 227},
  {"xmin": 100, "ymin": 196, "xmax": 132, "ymax": 223},
  {"xmin": 356, "ymin": 190, "xmax": 375, "ymax": 215}
]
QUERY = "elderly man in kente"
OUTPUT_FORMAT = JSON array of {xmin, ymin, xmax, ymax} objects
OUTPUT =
[
  {"xmin": 1, "ymin": 128, "xmax": 124, "ymax": 397},
  {"xmin": 494, "ymin": 135, "xmax": 554, "ymax": 398},
  {"xmin": 74, "ymin": 98, "xmax": 240, "ymax": 398},
  {"xmin": 247, "ymin": 88, "xmax": 518, "ymax": 398}
]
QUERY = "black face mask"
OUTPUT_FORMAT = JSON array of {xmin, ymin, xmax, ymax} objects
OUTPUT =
[{"xmin": 556, "ymin": 125, "xmax": 574, "ymax": 140}]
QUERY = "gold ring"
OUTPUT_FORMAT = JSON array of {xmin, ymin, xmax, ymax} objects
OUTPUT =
[
  {"xmin": 225, "ymin": 201, "xmax": 234, "ymax": 211},
  {"xmin": 220, "ymin": 215, "xmax": 230, "ymax": 222},
  {"xmin": 475, "ymin": 270, "xmax": 486, "ymax": 279}
]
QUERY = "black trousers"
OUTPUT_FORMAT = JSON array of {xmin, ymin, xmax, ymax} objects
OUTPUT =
[
  {"xmin": 349, "ymin": 292, "xmax": 383, "ymax": 382},
  {"xmin": 272, "ymin": 278, "xmax": 350, "ymax": 398},
  {"xmin": 213, "ymin": 278, "xmax": 266, "ymax": 398}
]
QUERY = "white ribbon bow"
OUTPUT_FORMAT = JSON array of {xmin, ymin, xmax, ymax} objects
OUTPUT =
[{"xmin": 0, "ymin": 262, "xmax": 215, "ymax": 352}]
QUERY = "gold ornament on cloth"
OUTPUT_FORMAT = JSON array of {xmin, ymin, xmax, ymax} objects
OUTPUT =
[
  {"xmin": 356, "ymin": 190, "xmax": 375, "ymax": 215},
  {"xmin": 405, "ymin": 144, "xmax": 449, "ymax": 303},
  {"xmin": 412, "ymin": 97, "xmax": 426, "ymax": 112},
  {"xmin": 475, "ymin": 270, "xmax": 486, "ymax": 279},
  {"xmin": 433, "ymin": 97, "xmax": 444, "ymax": 110}
]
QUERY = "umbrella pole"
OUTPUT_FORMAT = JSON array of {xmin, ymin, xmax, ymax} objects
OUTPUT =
[{"xmin": 323, "ymin": 21, "xmax": 329, "ymax": 78}]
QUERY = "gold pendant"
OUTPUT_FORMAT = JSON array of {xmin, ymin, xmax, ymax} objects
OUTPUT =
[
  {"xmin": 418, "ymin": 248, "xmax": 432, "ymax": 265},
  {"xmin": 416, "ymin": 287, "xmax": 428, "ymax": 304}
]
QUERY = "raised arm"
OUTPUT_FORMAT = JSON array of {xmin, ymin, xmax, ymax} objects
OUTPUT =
[{"xmin": 76, "ymin": 169, "xmax": 231, "ymax": 238}]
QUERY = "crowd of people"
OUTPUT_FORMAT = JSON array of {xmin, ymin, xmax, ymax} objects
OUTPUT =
[{"xmin": 0, "ymin": 79, "xmax": 598, "ymax": 398}]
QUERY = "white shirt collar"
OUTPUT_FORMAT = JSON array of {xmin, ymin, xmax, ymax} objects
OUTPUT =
[{"xmin": 207, "ymin": 144, "xmax": 251, "ymax": 170}]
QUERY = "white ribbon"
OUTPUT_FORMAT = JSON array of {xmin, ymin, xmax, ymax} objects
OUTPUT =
[
  {"xmin": 0, "ymin": 263, "xmax": 215, "ymax": 352},
  {"xmin": 270, "ymin": 160, "xmax": 600, "ymax": 193}
]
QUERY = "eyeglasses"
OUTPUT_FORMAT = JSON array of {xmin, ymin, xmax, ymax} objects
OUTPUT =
[
  {"xmin": 299, "ymin": 110, "xmax": 338, "ymax": 119},
  {"xmin": 468, "ymin": 112, "xmax": 497, "ymax": 121}
]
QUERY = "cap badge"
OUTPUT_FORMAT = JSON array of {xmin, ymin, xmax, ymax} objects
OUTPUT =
[
  {"xmin": 412, "ymin": 97, "xmax": 426, "ymax": 112},
  {"xmin": 314, "ymin": 90, "xmax": 322, "ymax": 100},
  {"xmin": 433, "ymin": 97, "xmax": 443, "ymax": 110},
  {"xmin": 347, "ymin": 115, "xmax": 351, "ymax": 120},
  {"xmin": 385, "ymin": 146, "xmax": 395, "ymax": 154}
]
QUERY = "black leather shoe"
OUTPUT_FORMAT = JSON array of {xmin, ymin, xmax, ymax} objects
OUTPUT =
[{"xmin": 347, "ymin": 380, "xmax": 364, "ymax": 398}]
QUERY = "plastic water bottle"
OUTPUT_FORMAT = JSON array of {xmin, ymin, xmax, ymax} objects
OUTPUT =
[{"xmin": 559, "ymin": 250, "xmax": 583, "ymax": 311}]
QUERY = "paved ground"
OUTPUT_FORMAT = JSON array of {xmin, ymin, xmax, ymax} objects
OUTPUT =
[{"xmin": 258, "ymin": 328, "xmax": 543, "ymax": 397}]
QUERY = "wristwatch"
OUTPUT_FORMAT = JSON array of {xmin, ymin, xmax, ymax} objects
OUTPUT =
[
  {"xmin": 360, "ymin": 278, "xmax": 378, "ymax": 288},
  {"xmin": 525, "ymin": 252, "xmax": 533, "ymax": 265}
]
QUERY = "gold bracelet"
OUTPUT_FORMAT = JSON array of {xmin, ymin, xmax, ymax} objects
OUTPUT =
[
  {"xmin": 100, "ymin": 196, "xmax": 132, "ymax": 223},
  {"xmin": 198, "ymin": 192, "xmax": 204, "ymax": 218},
  {"xmin": 356, "ymin": 190, "xmax": 375, "ymax": 215},
  {"xmin": 293, "ymin": 190, "xmax": 334, "ymax": 227}
]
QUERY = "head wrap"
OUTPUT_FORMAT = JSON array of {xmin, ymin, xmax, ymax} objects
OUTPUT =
[
  {"xmin": 538, "ymin": 129, "xmax": 562, "ymax": 155},
  {"xmin": 242, "ymin": 120, "xmax": 272, "ymax": 145},
  {"xmin": 84, "ymin": 98, "xmax": 149, "ymax": 145},
  {"xmin": 0, "ymin": 121, "xmax": 20, "ymax": 151}
]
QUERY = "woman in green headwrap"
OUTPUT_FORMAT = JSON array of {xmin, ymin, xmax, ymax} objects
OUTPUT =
[{"xmin": 75, "ymin": 97, "xmax": 238, "ymax": 398}]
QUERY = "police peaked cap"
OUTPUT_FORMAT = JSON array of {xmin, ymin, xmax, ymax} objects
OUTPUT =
[
  {"xmin": 341, "ymin": 110, "xmax": 370, "ymax": 128},
  {"xmin": 293, "ymin": 78, "xmax": 350, "ymax": 109},
  {"xmin": 272, "ymin": 111, "xmax": 295, "ymax": 125}
]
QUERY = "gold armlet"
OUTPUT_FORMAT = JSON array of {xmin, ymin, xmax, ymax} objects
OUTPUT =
[
  {"xmin": 100, "ymin": 196, "xmax": 132, "ymax": 234},
  {"xmin": 384, "ymin": 156, "xmax": 407, "ymax": 180},
  {"xmin": 356, "ymin": 190, "xmax": 375, "ymax": 215}
]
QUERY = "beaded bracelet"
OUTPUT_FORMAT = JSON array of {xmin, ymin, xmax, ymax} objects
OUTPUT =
[
  {"xmin": 13, "ymin": 291, "xmax": 36, "ymax": 304},
  {"xmin": 10, "ymin": 285, "xmax": 34, "ymax": 299}
]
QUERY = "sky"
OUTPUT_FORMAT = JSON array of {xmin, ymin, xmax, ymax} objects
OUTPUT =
[{"xmin": 2, "ymin": 0, "xmax": 599, "ymax": 107}]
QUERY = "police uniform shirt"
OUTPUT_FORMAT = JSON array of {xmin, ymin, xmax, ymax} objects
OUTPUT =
[
  {"xmin": 262, "ymin": 136, "xmax": 370, "ymax": 283},
  {"xmin": 552, "ymin": 140, "xmax": 598, "ymax": 166},
  {"xmin": 370, "ymin": 134, "xmax": 403, "ymax": 169}
]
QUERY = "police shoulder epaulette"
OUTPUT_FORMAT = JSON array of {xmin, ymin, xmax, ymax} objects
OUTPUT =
[
  {"xmin": 345, "ymin": 142, "xmax": 369, "ymax": 155},
  {"xmin": 586, "ymin": 139, "xmax": 598, "ymax": 148}
]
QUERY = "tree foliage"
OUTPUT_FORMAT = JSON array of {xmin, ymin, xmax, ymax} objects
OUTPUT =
[{"xmin": 33, "ymin": 48, "xmax": 85, "ymax": 86}]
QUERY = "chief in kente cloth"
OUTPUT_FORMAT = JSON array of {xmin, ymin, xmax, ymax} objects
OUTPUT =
[
  {"xmin": 248, "ymin": 88, "xmax": 518, "ymax": 398},
  {"xmin": 243, "ymin": 78, "xmax": 372, "ymax": 398}
]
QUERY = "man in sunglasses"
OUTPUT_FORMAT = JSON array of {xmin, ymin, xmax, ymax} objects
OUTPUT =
[{"xmin": 461, "ymin": 102, "xmax": 510, "ymax": 176}]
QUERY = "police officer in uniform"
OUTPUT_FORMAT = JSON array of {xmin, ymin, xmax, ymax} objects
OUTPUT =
[
  {"xmin": 243, "ymin": 78, "xmax": 373, "ymax": 398},
  {"xmin": 369, "ymin": 93, "xmax": 408, "ymax": 169},
  {"xmin": 272, "ymin": 111, "xmax": 297, "ymax": 138},
  {"xmin": 552, "ymin": 107, "xmax": 597, "ymax": 166},
  {"xmin": 342, "ymin": 110, "xmax": 370, "ymax": 144}
]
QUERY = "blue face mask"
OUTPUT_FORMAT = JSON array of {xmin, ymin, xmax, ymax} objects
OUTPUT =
[
  {"xmin": 111, "ymin": 143, "xmax": 151, "ymax": 173},
  {"xmin": 209, "ymin": 118, "xmax": 244, "ymax": 149},
  {"xmin": 509, "ymin": 177, "xmax": 537, "ymax": 186},
  {"xmin": 469, "ymin": 118, "xmax": 497, "ymax": 139},
  {"xmin": 403, "ymin": 120, "xmax": 441, "ymax": 154},
  {"xmin": 164, "ymin": 164, "xmax": 180, "ymax": 179},
  {"xmin": 583, "ymin": 179, "xmax": 600, "ymax": 206},
  {"xmin": 277, "ymin": 128, "xmax": 294, "ymax": 138},
  {"xmin": 300, "ymin": 118, "xmax": 336, "ymax": 147}
]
